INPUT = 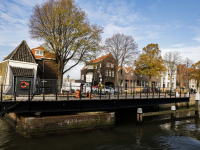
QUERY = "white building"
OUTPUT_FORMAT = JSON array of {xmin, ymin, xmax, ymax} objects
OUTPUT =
[
  {"xmin": 160, "ymin": 66, "xmax": 177, "ymax": 90},
  {"xmin": 189, "ymin": 79, "xmax": 198, "ymax": 90}
]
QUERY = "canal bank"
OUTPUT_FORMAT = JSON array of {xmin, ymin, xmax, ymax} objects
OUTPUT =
[
  {"xmin": 2, "ymin": 95, "xmax": 195, "ymax": 138},
  {"xmin": 4, "ymin": 112, "xmax": 115, "ymax": 138}
]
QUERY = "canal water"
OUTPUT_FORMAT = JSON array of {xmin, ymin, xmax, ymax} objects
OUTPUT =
[{"xmin": 1, "ymin": 109, "xmax": 200, "ymax": 150}]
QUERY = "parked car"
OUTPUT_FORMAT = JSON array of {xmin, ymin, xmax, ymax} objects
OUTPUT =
[
  {"xmin": 141, "ymin": 87, "xmax": 150, "ymax": 92},
  {"xmin": 154, "ymin": 88, "xmax": 162, "ymax": 93}
]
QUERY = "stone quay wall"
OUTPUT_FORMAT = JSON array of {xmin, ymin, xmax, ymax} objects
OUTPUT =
[{"xmin": 5, "ymin": 112, "xmax": 115, "ymax": 138}]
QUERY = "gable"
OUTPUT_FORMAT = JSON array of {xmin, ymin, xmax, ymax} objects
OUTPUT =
[{"xmin": 4, "ymin": 40, "xmax": 36, "ymax": 63}]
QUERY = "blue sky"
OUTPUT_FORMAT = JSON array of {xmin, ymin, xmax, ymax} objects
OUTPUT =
[{"xmin": 1, "ymin": 0, "xmax": 200, "ymax": 79}]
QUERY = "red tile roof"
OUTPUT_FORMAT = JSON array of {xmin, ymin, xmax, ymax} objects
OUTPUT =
[
  {"xmin": 90, "ymin": 53, "xmax": 110, "ymax": 63},
  {"xmin": 125, "ymin": 67, "xmax": 132, "ymax": 72},
  {"xmin": 31, "ymin": 47, "xmax": 56, "ymax": 59}
]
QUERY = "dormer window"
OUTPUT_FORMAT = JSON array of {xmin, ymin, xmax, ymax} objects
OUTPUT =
[{"xmin": 35, "ymin": 50, "xmax": 44, "ymax": 56}]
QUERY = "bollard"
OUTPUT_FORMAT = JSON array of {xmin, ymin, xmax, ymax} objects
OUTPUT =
[
  {"xmin": 195, "ymin": 92, "xmax": 200, "ymax": 116},
  {"xmin": 171, "ymin": 106, "xmax": 176, "ymax": 118},
  {"xmin": 137, "ymin": 108, "xmax": 143, "ymax": 123},
  {"xmin": 176, "ymin": 91, "xmax": 179, "ymax": 97}
]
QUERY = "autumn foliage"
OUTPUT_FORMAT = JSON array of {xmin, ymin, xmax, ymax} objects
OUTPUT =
[{"xmin": 134, "ymin": 44, "xmax": 166, "ymax": 86}]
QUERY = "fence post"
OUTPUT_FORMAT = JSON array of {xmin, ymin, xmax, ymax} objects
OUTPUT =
[
  {"xmin": 126, "ymin": 89, "xmax": 127, "ymax": 99},
  {"xmin": 29, "ymin": 82, "xmax": 31, "ymax": 102},
  {"xmin": 133, "ymin": 86, "xmax": 134, "ymax": 99},
  {"xmin": 1, "ymin": 83, "xmax": 2, "ymax": 102},
  {"xmin": 109, "ymin": 87, "xmax": 111, "ymax": 100},
  {"xmin": 170, "ymin": 87, "xmax": 171, "ymax": 98},
  {"xmin": 147, "ymin": 87, "xmax": 148, "ymax": 99},
  {"xmin": 118, "ymin": 86, "xmax": 119, "ymax": 99},
  {"xmin": 56, "ymin": 84, "xmax": 58, "ymax": 101},
  {"xmin": 159, "ymin": 87, "xmax": 160, "ymax": 98},
  {"xmin": 140, "ymin": 88, "xmax": 141, "ymax": 99},
  {"xmin": 14, "ymin": 85, "xmax": 16, "ymax": 103},
  {"xmin": 80, "ymin": 86, "xmax": 81, "ymax": 100}
]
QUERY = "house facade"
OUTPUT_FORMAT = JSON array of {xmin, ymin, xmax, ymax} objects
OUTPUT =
[
  {"xmin": 160, "ymin": 66, "xmax": 177, "ymax": 89},
  {"xmin": 0, "ymin": 40, "xmax": 38, "ymax": 94},
  {"xmin": 81, "ymin": 53, "xmax": 116, "ymax": 87}
]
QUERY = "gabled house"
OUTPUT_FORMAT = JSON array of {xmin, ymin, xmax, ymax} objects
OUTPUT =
[
  {"xmin": 117, "ymin": 67, "xmax": 137, "ymax": 88},
  {"xmin": 0, "ymin": 40, "xmax": 38, "ymax": 94},
  {"xmin": 81, "ymin": 53, "xmax": 116, "ymax": 87}
]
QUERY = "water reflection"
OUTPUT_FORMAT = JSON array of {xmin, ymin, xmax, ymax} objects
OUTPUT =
[{"xmin": 0, "ymin": 112, "xmax": 200, "ymax": 150}]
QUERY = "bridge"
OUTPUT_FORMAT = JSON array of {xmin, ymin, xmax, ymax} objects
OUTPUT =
[{"xmin": 0, "ymin": 84, "xmax": 190, "ymax": 115}]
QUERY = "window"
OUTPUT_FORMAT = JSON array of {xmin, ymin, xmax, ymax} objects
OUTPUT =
[
  {"xmin": 140, "ymin": 74, "xmax": 142, "ymax": 77},
  {"xmin": 35, "ymin": 50, "xmax": 44, "ymax": 56},
  {"xmin": 99, "ymin": 63, "xmax": 101, "ymax": 68},
  {"xmin": 111, "ymin": 63, "xmax": 114, "ymax": 68},
  {"xmin": 81, "ymin": 75, "xmax": 84, "ymax": 80},
  {"xmin": 121, "ymin": 70, "xmax": 123, "ymax": 75},
  {"xmin": 106, "ymin": 62, "xmax": 111, "ymax": 67},
  {"xmin": 112, "ymin": 71, "xmax": 114, "ymax": 77},
  {"xmin": 109, "ymin": 70, "xmax": 111, "ymax": 77},
  {"xmin": 0, "ymin": 76, "xmax": 2, "ymax": 84},
  {"xmin": 87, "ymin": 65, "xmax": 93, "ymax": 69},
  {"xmin": 131, "ymin": 73, "xmax": 133, "ymax": 77},
  {"xmin": 105, "ymin": 70, "xmax": 108, "ymax": 76}
]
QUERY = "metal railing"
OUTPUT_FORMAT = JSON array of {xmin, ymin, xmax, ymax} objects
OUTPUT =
[{"xmin": 0, "ymin": 83, "xmax": 193, "ymax": 102}]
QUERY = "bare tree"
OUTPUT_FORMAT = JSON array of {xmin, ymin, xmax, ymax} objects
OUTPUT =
[
  {"xmin": 164, "ymin": 51, "xmax": 182, "ymax": 89},
  {"xmin": 184, "ymin": 57, "xmax": 194, "ymax": 89},
  {"xmin": 104, "ymin": 33, "xmax": 138, "ymax": 86},
  {"xmin": 28, "ymin": 0, "xmax": 103, "ymax": 89}
]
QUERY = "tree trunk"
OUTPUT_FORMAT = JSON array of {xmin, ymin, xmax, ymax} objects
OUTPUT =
[{"xmin": 149, "ymin": 77, "xmax": 151, "ymax": 88}]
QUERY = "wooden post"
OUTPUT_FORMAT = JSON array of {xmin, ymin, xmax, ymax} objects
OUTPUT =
[{"xmin": 137, "ymin": 108, "xmax": 143, "ymax": 124}]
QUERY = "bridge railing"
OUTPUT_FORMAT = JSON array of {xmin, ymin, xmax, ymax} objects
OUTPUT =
[{"xmin": 0, "ymin": 83, "xmax": 193, "ymax": 102}]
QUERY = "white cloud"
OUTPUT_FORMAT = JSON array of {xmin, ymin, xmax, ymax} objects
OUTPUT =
[
  {"xmin": 171, "ymin": 44, "xmax": 185, "ymax": 47},
  {"xmin": 161, "ymin": 46, "xmax": 200, "ymax": 63}
]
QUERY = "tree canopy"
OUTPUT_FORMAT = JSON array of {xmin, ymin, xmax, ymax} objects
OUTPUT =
[
  {"xmin": 189, "ymin": 61, "xmax": 200, "ymax": 91},
  {"xmin": 134, "ymin": 44, "xmax": 166, "ymax": 87},
  {"xmin": 28, "ymin": 0, "xmax": 103, "ymax": 86}
]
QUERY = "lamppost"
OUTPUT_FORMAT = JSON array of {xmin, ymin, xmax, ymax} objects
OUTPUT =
[{"xmin": 67, "ymin": 75, "xmax": 71, "ymax": 91}]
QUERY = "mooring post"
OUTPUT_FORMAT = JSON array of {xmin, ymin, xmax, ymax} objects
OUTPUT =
[
  {"xmin": 187, "ymin": 92, "xmax": 190, "ymax": 107},
  {"xmin": 171, "ymin": 106, "xmax": 176, "ymax": 119},
  {"xmin": 0, "ymin": 83, "xmax": 3, "ymax": 102},
  {"xmin": 137, "ymin": 108, "xmax": 143, "ymax": 124},
  {"xmin": 195, "ymin": 92, "xmax": 200, "ymax": 116}
]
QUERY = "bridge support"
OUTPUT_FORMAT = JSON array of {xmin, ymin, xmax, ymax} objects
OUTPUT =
[
  {"xmin": 195, "ymin": 93, "xmax": 200, "ymax": 116},
  {"xmin": 137, "ymin": 108, "xmax": 143, "ymax": 124}
]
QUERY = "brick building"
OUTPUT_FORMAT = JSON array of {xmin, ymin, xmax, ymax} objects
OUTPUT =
[{"xmin": 81, "ymin": 53, "xmax": 116, "ymax": 87}]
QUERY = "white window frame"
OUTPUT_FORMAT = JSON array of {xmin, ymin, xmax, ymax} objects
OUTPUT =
[
  {"xmin": 109, "ymin": 70, "xmax": 111, "ymax": 77},
  {"xmin": 111, "ymin": 63, "xmax": 114, "ymax": 68},
  {"xmin": 112, "ymin": 71, "xmax": 114, "ymax": 77},
  {"xmin": 106, "ymin": 62, "xmax": 111, "ymax": 67},
  {"xmin": 35, "ymin": 50, "xmax": 44, "ymax": 56},
  {"xmin": 81, "ymin": 75, "xmax": 84, "ymax": 80},
  {"xmin": 131, "ymin": 73, "xmax": 133, "ymax": 77},
  {"xmin": 105, "ymin": 70, "xmax": 108, "ymax": 76},
  {"xmin": 140, "ymin": 74, "xmax": 142, "ymax": 77},
  {"xmin": 100, "ymin": 63, "xmax": 101, "ymax": 68}
]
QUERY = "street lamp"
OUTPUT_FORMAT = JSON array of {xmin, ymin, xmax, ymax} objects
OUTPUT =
[{"xmin": 67, "ymin": 75, "xmax": 71, "ymax": 91}]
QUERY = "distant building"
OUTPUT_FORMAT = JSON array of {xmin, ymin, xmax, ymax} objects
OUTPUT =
[
  {"xmin": 160, "ymin": 66, "xmax": 176, "ymax": 89},
  {"xmin": 81, "ymin": 53, "xmax": 116, "ymax": 87}
]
